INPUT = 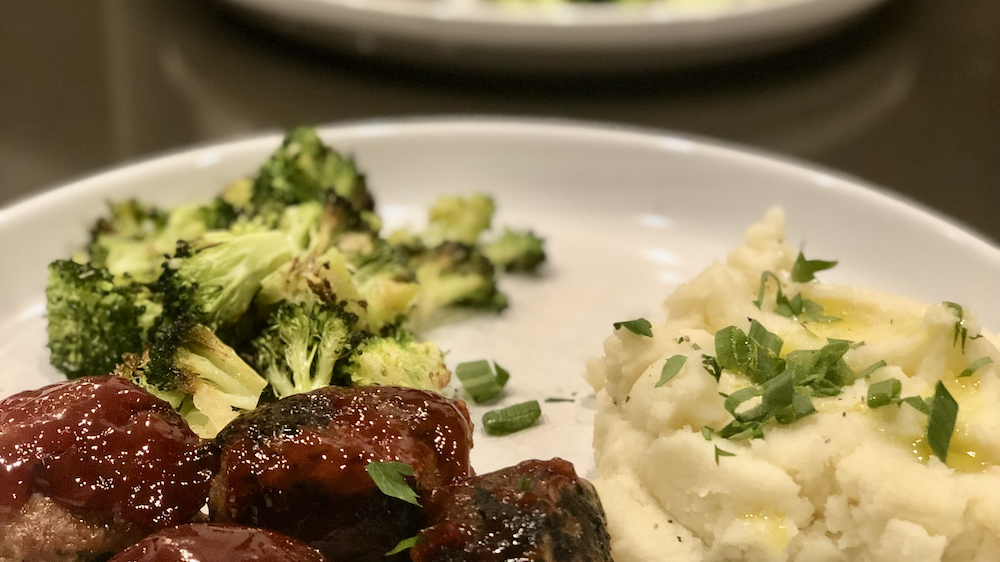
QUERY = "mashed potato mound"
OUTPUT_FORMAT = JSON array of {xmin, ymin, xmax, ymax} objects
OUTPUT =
[{"xmin": 588, "ymin": 209, "xmax": 1000, "ymax": 562}]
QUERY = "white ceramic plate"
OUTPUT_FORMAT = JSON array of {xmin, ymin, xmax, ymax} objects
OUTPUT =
[
  {"xmin": 218, "ymin": 0, "xmax": 890, "ymax": 72},
  {"xmin": 1, "ymin": 119, "xmax": 998, "ymax": 477}
]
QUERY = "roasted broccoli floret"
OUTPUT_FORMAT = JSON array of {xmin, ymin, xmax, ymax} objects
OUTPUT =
[
  {"xmin": 421, "ymin": 194, "xmax": 495, "ymax": 246},
  {"xmin": 412, "ymin": 241, "xmax": 507, "ymax": 321},
  {"xmin": 121, "ymin": 314, "xmax": 267, "ymax": 437},
  {"xmin": 251, "ymin": 127, "xmax": 373, "ymax": 223},
  {"xmin": 45, "ymin": 260, "xmax": 154, "ymax": 378},
  {"xmin": 343, "ymin": 237, "xmax": 420, "ymax": 333},
  {"xmin": 252, "ymin": 301, "xmax": 362, "ymax": 398},
  {"xmin": 157, "ymin": 230, "xmax": 293, "ymax": 329},
  {"xmin": 86, "ymin": 198, "xmax": 239, "ymax": 283},
  {"xmin": 483, "ymin": 228, "xmax": 546, "ymax": 272},
  {"xmin": 343, "ymin": 331, "xmax": 450, "ymax": 391}
]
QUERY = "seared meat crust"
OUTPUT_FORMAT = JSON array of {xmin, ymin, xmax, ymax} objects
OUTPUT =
[
  {"xmin": 210, "ymin": 385, "xmax": 473, "ymax": 562},
  {"xmin": 413, "ymin": 458, "xmax": 613, "ymax": 562}
]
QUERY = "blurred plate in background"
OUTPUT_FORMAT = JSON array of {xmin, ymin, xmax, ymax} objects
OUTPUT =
[{"xmin": 218, "ymin": 0, "xmax": 891, "ymax": 72}]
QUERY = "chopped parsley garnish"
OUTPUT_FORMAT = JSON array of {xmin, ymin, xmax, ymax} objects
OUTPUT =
[
  {"xmin": 943, "ymin": 302, "xmax": 969, "ymax": 351},
  {"xmin": 366, "ymin": 461, "xmax": 420, "ymax": 506},
  {"xmin": 517, "ymin": 475, "xmax": 531, "ymax": 491},
  {"xmin": 482, "ymin": 401, "xmax": 541, "ymax": 436},
  {"xmin": 753, "ymin": 271, "xmax": 839, "ymax": 323},
  {"xmin": 385, "ymin": 535, "xmax": 425, "ymax": 556},
  {"xmin": 958, "ymin": 357, "xmax": 993, "ymax": 378},
  {"xmin": 544, "ymin": 397, "xmax": 574, "ymax": 403},
  {"xmin": 791, "ymin": 251, "xmax": 838, "ymax": 282},
  {"xmin": 714, "ymin": 445, "xmax": 736, "ymax": 465},
  {"xmin": 455, "ymin": 360, "xmax": 510, "ymax": 402},
  {"xmin": 866, "ymin": 378, "xmax": 902, "ymax": 409},
  {"xmin": 926, "ymin": 381, "xmax": 958, "ymax": 462},
  {"xmin": 902, "ymin": 396, "xmax": 931, "ymax": 415},
  {"xmin": 657, "ymin": 355, "xmax": 687, "ymax": 387},
  {"xmin": 702, "ymin": 355, "xmax": 722, "ymax": 381},
  {"xmin": 857, "ymin": 360, "xmax": 887, "ymax": 379},
  {"xmin": 614, "ymin": 318, "xmax": 653, "ymax": 337},
  {"xmin": 701, "ymin": 426, "xmax": 713, "ymax": 440}
]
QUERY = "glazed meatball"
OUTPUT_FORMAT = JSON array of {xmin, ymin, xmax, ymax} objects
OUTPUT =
[
  {"xmin": 0, "ymin": 376, "xmax": 218, "ymax": 562},
  {"xmin": 209, "ymin": 385, "xmax": 473, "ymax": 562},
  {"xmin": 109, "ymin": 524, "xmax": 327, "ymax": 562},
  {"xmin": 412, "ymin": 458, "xmax": 612, "ymax": 562}
]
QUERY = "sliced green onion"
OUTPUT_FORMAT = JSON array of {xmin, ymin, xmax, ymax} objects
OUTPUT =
[
  {"xmin": 614, "ymin": 318, "xmax": 653, "ymax": 337},
  {"xmin": 866, "ymin": 378, "xmax": 901, "ymax": 409},
  {"xmin": 366, "ymin": 461, "xmax": 420, "ymax": 506},
  {"xmin": 958, "ymin": 357, "xmax": 993, "ymax": 378},
  {"xmin": 455, "ymin": 360, "xmax": 508, "ymax": 402},
  {"xmin": 927, "ymin": 381, "xmax": 958, "ymax": 462},
  {"xmin": 656, "ymin": 355, "xmax": 687, "ymax": 387},
  {"xmin": 385, "ymin": 535, "xmax": 425, "ymax": 556},
  {"xmin": 483, "ymin": 401, "xmax": 541, "ymax": 436}
]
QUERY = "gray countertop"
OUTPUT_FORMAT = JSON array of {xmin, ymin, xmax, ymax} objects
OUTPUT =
[{"xmin": 1, "ymin": 0, "xmax": 997, "ymax": 242}]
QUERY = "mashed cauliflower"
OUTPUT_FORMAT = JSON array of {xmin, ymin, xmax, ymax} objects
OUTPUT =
[{"xmin": 588, "ymin": 209, "xmax": 1000, "ymax": 562}]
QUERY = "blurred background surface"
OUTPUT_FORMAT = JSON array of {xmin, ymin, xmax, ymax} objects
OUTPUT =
[{"xmin": 0, "ymin": 0, "xmax": 997, "ymax": 241}]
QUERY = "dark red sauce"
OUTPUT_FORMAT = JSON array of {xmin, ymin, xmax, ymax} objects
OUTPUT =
[
  {"xmin": 109, "ymin": 524, "xmax": 327, "ymax": 562},
  {"xmin": 0, "ymin": 376, "xmax": 217, "ymax": 529}
]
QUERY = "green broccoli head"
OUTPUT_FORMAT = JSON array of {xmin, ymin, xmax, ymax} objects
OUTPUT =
[
  {"xmin": 421, "ymin": 194, "xmax": 495, "ymax": 247},
  {"xmin": 251, "ymin": 127, "xmax": 373, "ymax": 223},
  {"xmin": 343, "ymin": 331, "xmax": 450, "ymax": 391},
  {"xmin": 87, "ymin": 198, "xmax": 239, "ymax": 283},
  {"xmin": 45, "ymin": 260, "xmax": 150, "ymax": 378},
  {"xmin": 134, "ymin": 314, "xmax": 267, "ymax": 437},
  {"xmin": 412, "ymin": 241, "xmax": 507, "ymax": 321},
  {"xmin": 483, "ymin": 228, "xmax": 546, "ymax": 273},
  {"xmin": 158, "ymin": 230, "xmax": 293, "ymax": 329},
  {"xmin": 252, "ymin": 301, "xmax": 362, "ymax": 398},
  {"xmin": 278, "ymin": 195, "xmax": 375, "ymax": 254}
]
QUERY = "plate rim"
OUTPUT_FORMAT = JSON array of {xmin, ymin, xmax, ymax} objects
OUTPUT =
[{"xmin": 2, "ymin": 116, "xmax": 997, "ymax": 260}]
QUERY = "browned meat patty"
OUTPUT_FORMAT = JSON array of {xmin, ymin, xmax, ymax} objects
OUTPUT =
[
  {"xmin": 109, "ymin": 524, "xmax": 327, "ymax": 562},
  {"xmin": 412, "ymin": 458, "xmax": 613, "ymax": 562},
  {"xmin": 209, "ymin": 385, "xmax": 474, "ymax": 562},
  {"xmin": 0, "ymin": 376, "xmax": 218, "ymax": 562}
]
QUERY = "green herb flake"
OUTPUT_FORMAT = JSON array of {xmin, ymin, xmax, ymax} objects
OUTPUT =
[
  {"xmin": 715, "ymin": 326, "xmax": 751, "ymax": 375},
  {"xmin": 385, "ymin": 535, "xmax": 425, "ymax": 556},
  {"xmin": 455, "ymin": 360, "xmax": 509, "ymax": 402},
  {"xmin": 791, "ymin": 251, "xmax": 838, "ymax": 282},
  {"xmin": 702, "ymin": 355, "xmax": 722, "ymax": 381},
  {"xmin": 692, "ymin": 343, "xmax": 702, "ymax": 350},
  {"xmin": 701, "ymin": 426, "xmax": 713, "ymax": 440},
  {"xmin": 366, "ymin": 461, "xmax": 420, "ymax": 506},
  {"xmin": 902, "ymin": 396, "xmax": 931, "ymax": 415},
  {"xmin": 657, "ymin": 355, "xmax": 688, "ymax": 387},
  {"xmin": 927, "ymin": 381, "xmax": 958, "ymax": 462},
  {"xmin": 958, "ymin": 357, "xmax": 993, "ymax": 378},
  {"xmin": 483, "ymin": 401, "xmax": 542, "ymax": 436},
  {"xmin": 517, "ymin": 475, "xmax": 531, "ymax": 492},
  {"xmin": 714, "ymin": 445, "xmax": 736, "ymax": 465},
  {"xmin": 866, "ymin": 378, "xmax": 902, "ymax": 409},
  {"xmin": 943, "ymin": 302, "xmax": 968, "ymax": 351},
  {"xmin": 857, "ymin": 360, "xmax": 888, "ymax": 379},
  {"xmin": 544, "ymin": 397, "xmax": 574, "ymax": 403},
  {"xmin": 614, "ymin": 318, "xmax": 653, "ymax": 338}
]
